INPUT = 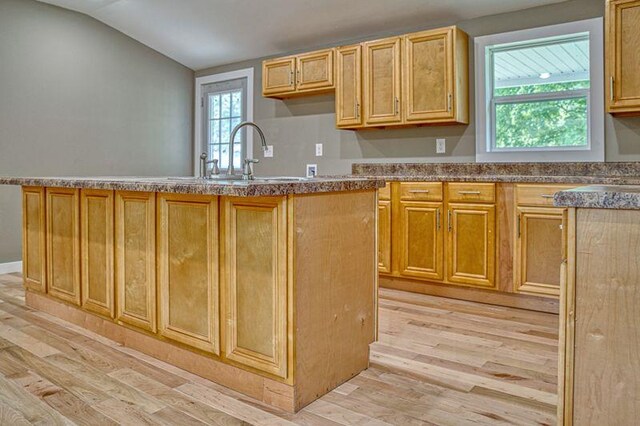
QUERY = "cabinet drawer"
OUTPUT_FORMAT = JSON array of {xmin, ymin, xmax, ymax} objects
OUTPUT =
[
  {"xmin": 447, "ymin": 183, "xmax": 495, "ymax": 203},
  {"xmin": 379, "ymin": 183, "xmax": 391, "ymax": 200},
  {"xmin": 399, "ymin": 182, "xmax": 443, "ymax": 201},
  {"xmin": 516, "ymin": 184, "xmax": 578, "ymax": 207}
]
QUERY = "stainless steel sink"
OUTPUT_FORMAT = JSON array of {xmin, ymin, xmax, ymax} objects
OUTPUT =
[{"xmin": 253, "ymin": 176, "xmax": 311, "ymax": 182}]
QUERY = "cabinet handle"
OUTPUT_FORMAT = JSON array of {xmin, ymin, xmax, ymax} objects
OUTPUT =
[
  {"xmin": 517, "ymin": 214, "xmax": 521, "ymax": 239},
  {"xmin": 458, "ymin": 190, "xmax": 481, "ymax": 195},
  {"xmin": 447, "ymin": 93, "xmax": 452, "ymax": 111},
  {"xmin": 290, "ymin": 71, "xmax": 294, "ymax": 86},
  {"xmin": 297, "ymin": 69, "xmax": 300, "ymax": 84},
  {"xmin": 408, "ymin": 190, "xmax": 430, "ymax": 193},
  {"xmin": 610, "ymin": 76, "xmax": 615, "ymax": 102},
  {"xmin": 395, "ymin": 97, "xmax": 399, "ymax": 115},
  {"xmin": 447, "ymin": 209, "xmax": 452, "ymax": 232},
  {"xmin": 356, "ymin": 103, "xmax": 360, "ymax": 119},
  {"xmin": 436, "ymin": 208, "xmax": 441, "ymax": 230},
  {"xmin": 540, "ymin": 194, "xmax": 555, "ymax": 199}
]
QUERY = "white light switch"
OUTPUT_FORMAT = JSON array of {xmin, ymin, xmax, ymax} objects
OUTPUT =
[
  {"xmin": 264, "ymin": 145, "xmax": 273, "ymax": 158},
  {"xmin": 315, "ymin": 143, "xmax": 323, "ymax": 156},
  {"xmin": 436, "ymin": 138, "xmax": 446, "ymax": 154}
]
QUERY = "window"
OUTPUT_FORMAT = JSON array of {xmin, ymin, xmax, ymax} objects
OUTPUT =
[
  {"xmin": 475, "ymin": 18, "xmax": 604, "ymax": 162},
  {"xmin": 194, "ymin": 68, "xmax": 254, "ymax": 174}
]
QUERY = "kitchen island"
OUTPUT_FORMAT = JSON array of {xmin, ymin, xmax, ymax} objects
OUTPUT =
[{"xmin": 0, "ymin": 176, "xmax": 384, "ymax": 412}]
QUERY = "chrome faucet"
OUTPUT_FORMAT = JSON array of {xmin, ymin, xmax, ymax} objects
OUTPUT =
[
  {"xmin": 199, "ymin": 152, "xmax": 220, "ymax": 179},
  {"xmin": 228, "ymin": 121, "xmax": 268, "ymax": 180}
]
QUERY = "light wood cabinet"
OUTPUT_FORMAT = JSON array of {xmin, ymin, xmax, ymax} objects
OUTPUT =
[
  {"xmin": 399, "ymin": 201, "xmax": 444, "ymax": 281},
  {"xmin": 606, "ymin": 0, "xmax": 640, "ymax": 115},
  {"xmin": 378, "ymin": 199, "xmax": 392, "ymax": 274},
  {"xmin": 447, "ymin": 203, "xmax": 496, "ymax": 288},
  {"xmin": 115, "ymin": 191, "xmax": 156, "ymax": 332},
  {"xmin": 158, "ymin": 194, "xmax": 220, "ymax": 355},
  {"xmin": 22, "ymin": 187, "xmax": 46, "ymax": 293},
  {"xmin": 363, "ymin": 36, "xmax": 402, "ymax": 125},
  {"xmin": 80, "ymin": 189, "xmax": 114, "ymax": 318},
  {"xmin": 46, "ymin": 188, "xmax": 81, "ymax": 305},
  {"xmin": 262, "ymin": 49, "xmax": 334, "ymax": 98},
  {"xmin": 222, "ymin": 196, "xmax": 288, "ymax": 378},
  {"xmin": 336, "ymin": 45, "xmax": 363, "ymax": 128},
  {"xmin": 403, "ymin": 27, "xmax": 468, "ymax": 124}
]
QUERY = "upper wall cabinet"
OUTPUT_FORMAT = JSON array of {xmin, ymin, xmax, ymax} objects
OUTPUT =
[
  {"xmin": 363, "ymin": 37, "xmax": 403, "ymax": 126},
  {"xmin": 262, "ymin": 49, "xmax": 334, "ymax": 98},
  {"xmin": 403, "ymin": 27, "xmax": 468, "ymax": 124},
  {"xmin": 336, "ymin": 45, "xmax": 363, "ymax": 128},
  {"xmin": 606, "ymin": 0, "xmax": 640, "ymax": 115}
]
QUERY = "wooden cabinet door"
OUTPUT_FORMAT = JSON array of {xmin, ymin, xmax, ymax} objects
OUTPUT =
[
  {"xmin": 336, "ymin": 45, "xmax": 362, "ymax": 127},
  {"xmin": 262, "ymin": 57, "xmax": 296, "ymax": 96},
  {"xmin": 378, "ymin": 200, "xmax": 392, "ymax": 274},
  {"xmin": 222, "ymin": 196, "xmax": 287, "ymax": 378},
  {"xmin": 158, "ymin": 194, "xmax": 220, "ymax": 355},
  {"xmin": 81, "ymin": 189, "xmax": 115, "ymax": 317},
  {"xmin": 296, "ymin": 49, "xmax": 334, "ymax": 92},
  {"xmin": 447, "ymin": 203, "xmax": 496, "ymax": 288},
  {"xmin": 515, "ymin": 207, "xmax": 564, "ymax": 297},
  {"xmin": 404, "ymin": 28, "xmax": 453, "ymax": 122},
  {"xmin": 607, "ymin": 0, "xmax": 640, "ymax": 113},
  {"xmin": 22, "ymin": 187, "xmax": 46, "ymax": 293},
  {"xmin": 399, "ymin": 201, "xmax": 444, "ymax": 281},
  {"xmin": 115, "ymin": 191, "xmax": 156, "ymax": 332},
  {"xmin": 46, "ymin": 188, "xmax": 80, "ymax": 305},
  {"xmin": 363, "ymin": 37, "xmax": 402, "ymax": 125}
]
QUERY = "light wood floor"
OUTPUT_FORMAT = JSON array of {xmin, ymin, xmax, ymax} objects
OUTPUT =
[{"xmin": 0, "ymin": 273, "xmax": 558, "ymax": 425}]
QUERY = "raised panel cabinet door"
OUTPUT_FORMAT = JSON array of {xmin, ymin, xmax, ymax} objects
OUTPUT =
[
  {"xmin": 336, "ymin": 45, "xmax": 363, "ymax": 127},
  {"xmin": 607, "ymin": 0, "xmax": 640, "ymax": 113},
  {"xmin": 399, "ymin": 201, "xmax": 444, "ymax": 281},
  {"xmin": 115, "ymin": 191, "xmax": 156, "ymax": 332},
  {"xmin": 22, "ymin": 187, "xmax": 46, "ymax": 293},
  {"xmin": 404, "ymin": 28, "xmax": 453, "ymax": 122},
  {"xmin": 81, "ymin": 189, "xmax": 115, "ymax": 318},
  {"xmin": 515, "ymin": 207, "xmax": 564, "ymax": 298},
  {"xmin": 262, "ymin": 57, "xmax": 296, "ymax": 96},
  {"xmin": 46, "ymin": 188, "xmax": 81, "ymax": 304},
  {"xmin": 378, "ymin": 200, "xmax": 392, "ymax": 274},
  {"xmin": 222, "ymin": 196, "xmax": 287, "ymax": 378},
  {"xmin": 363, "ymin": 37, "xmax": 402, "ymax": 125},
  {"xmin": 296, "ymin": 49, "xmax": 334, "ymax": 92},
  {"xmin": 158, "ymin": 194, "xmax": 220, "ymax": 355},
  {"xmin": 447, "ymin": 203, "xmax": 496, "ymax": 288}
]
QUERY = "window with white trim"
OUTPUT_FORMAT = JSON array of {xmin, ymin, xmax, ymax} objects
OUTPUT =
[{"xmin": 475, "ymin": 18, "xmax": 604, "ymax": 163}]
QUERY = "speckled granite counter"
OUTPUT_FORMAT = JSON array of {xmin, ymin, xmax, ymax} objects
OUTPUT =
[
  {"xmin": 553, "ymin": 185, "xmax": 640, "ymax": 210},
  {"xmin": 351, "ymin": 162, "xmax": 640, "ymax": 185},
  {"xmin": 0, "ymin": 176, "xmax": 384, "ymax": 196}
]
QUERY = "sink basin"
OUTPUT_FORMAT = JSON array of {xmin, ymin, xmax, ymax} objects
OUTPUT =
[{"xmin": 253, "ymin": 176, "xmax": 311, "ymax": 182}]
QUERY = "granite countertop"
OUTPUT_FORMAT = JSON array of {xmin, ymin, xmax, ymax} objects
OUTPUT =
[
  {"xmin": 554, "ymin": 185, "xmax": 640, "ymax": 210},
  {"xmin": 351, "ymin": 174, "xmax": 640, "ymax": 185},
  {"xmin": 0, "ymin": 176, "xmax": 385, "ymax": 196}
]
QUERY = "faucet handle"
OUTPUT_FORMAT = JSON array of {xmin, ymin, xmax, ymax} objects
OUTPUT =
[
  {"xmin": 242, "ymin": 158, "xmax": 259, "ymax": 180},
  {"xmin": 206, "ymin": 158, "xmax": 219, "ymax": 176}
]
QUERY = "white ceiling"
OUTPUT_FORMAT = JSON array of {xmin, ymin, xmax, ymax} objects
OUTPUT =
[{"xmin": 37, "ymin": 0, "xmax": 569, "ymax": 70}]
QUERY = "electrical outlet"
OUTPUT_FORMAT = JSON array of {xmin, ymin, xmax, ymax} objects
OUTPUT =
[
  {"xmin": 436, "ymin": 138, "xmax": 446, "ymax": 154},
  {"xmin": 263, "ymin": 145, "xmax": 273, "ymax": 158},
  {"xmin": 315, "ymin": 143, "xmax": 323, "ymax": 156},
  {"xmin": 306, "ymin": 164, "xmax": 318, "ymax": 178}
]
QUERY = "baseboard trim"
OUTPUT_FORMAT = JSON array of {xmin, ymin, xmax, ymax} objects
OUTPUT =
[{"xmin": 0, "ymin": 261, "xmax": 22, "ymax": 275}]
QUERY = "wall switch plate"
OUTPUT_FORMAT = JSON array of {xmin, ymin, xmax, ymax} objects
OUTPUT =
[
  {"xmin": 306, "ymin": 164, "xmax": 318, "ymax": 178},
  {"xmin": 436, "ymin": 138, "xmax": 446, "ymax": 154},
  {"xmin": 315, "ymin": 143, "xmax": 323, "ymax": 156},
  {"xmin": 264, "ymin": 145, "xmax": 273, "ymax": 158}
]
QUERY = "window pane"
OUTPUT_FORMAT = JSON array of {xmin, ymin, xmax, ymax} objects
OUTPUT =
[
  {"xmin": 210, "ymin": 120, "xmax": 220, "ymax": 144},
  {"xmin": 210, "ymin": 144, "xmax": 220, "ymax": 164},
  {"xmin": 221, "ymin": 93, "xmax": 231, "ymax": 118},
  {"xmin": 233, "ymin": 143, "xmax": 241, "ymax": 170},
  {"xmin": 210, "ymin": 95, "xmax": 220, "ymax": 119},
  {"xmin": 231, "ymin": 117, "xmax": 241, "ymax": 142},
  {"xmin": 231, "ymin": 90, "xmax": 242, "ymax": 117},
  {"xmin": 221, "ymin": 119, "xmax": 231, "ymax": 146},
  {"xmin": 493, "ymin": 37, "xmax": 590, "ymax": 95},
  {"xmin": 220, "ymin": 144, "xmax": 229, "ymax": 170},
  {"xmin": 495, "ymin": 97, "xmax": 588, "ymax": 149}
]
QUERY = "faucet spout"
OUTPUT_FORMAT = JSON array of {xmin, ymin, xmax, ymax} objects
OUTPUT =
[{"xmin": 228, "ymin": 121, "xmax": 268, "ymax": 176}]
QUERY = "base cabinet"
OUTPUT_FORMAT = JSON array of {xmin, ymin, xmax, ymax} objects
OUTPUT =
[
  {"xmin": 399, "ymin": 201, "xmax": 444, "ymax": 280},
  {"xmin": 22, "ymin": 187, "xmax": 46, "ymax": 293}
]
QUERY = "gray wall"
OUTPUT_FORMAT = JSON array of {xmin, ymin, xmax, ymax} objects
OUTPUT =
[
  {"xmin": 0, "ymin": 0, "xmax": 194, "ymax": 263},
  {"xmin": 196, "ymin": 0, "xmax": 640, "ymax": 177}
]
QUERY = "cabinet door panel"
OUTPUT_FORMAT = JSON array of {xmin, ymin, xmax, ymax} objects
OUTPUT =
[
  {"xmin": 336, "ymin": 45, "xmax": 362, "ymax": 127},
  {"xmin": 447, "ymin": 203, "xmax": 495, "ymax": 288},
  {"xmin": 222, "ymin": 197, "xmax": 287, "ymax": 378},
  {"xmin": 608, "ymin": 0, "xmax": 640, "ymax": 112},
  {"xmin": 46, "ymin": 188, "xmax": 81, "ymax": 304},
  {"xmin": 404, "ymin": 28, "xmax": 453, "ymax": 121},
  {"xmin": 515, "ymin": 207, "xmax": 564, "ymax": 297},
  {"xmin": 378, "ymin": 200, "xmax": 392, "ymax": 274},
  {"xmin": 400, "ymin": 201, "xmax": 444, "ymax": 281},
  {"xmin": 81, "ymin": 190, "xmax": 114, "ymax": 317},
  {"xmin": 115, "ymin": 191, "xmax": 156, "ymax": 332},
  {"xmin": 364, "ymin": 37, "xmax": 402, "ymax": 125},
  {"xmin": 22, "ymin": 187, "xmax": 46, "ymax": 293},
  {"xmin": 262, "ymin": 58, "xmax": 295, "ymax": 96},
  {"xmin": 296, "ymin": 49, "xmax": 334, "ymax": 92}
]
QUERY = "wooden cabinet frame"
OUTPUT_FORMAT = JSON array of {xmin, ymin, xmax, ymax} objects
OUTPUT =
[
  {"xmin": 363, "ymin": 36, "xmax": 402, "ymax": 125},
  {"xmin": 22, "ymin": 187, "xmax": 46, "ymax": 293},
  {"xmin": 378, "ymin": 199, "xmax": 392, "ymax": 274},
  {"xmin": 336, "ymin": 44, "xmax": 363, "ymax": 128}
]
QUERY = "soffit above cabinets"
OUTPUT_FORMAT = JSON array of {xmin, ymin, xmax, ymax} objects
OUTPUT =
[{"xmin": 37, "ymin": 0, "xmax": 568, "ymax": 70}]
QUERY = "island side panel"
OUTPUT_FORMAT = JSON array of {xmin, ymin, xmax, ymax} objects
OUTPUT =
[
  {"xmin": 292, "ymin": 189, "xmax": 377, "ymax": 411},
  {"xmin": 22, "ymin": 187, "xmax": 47, "ymax": 293}
]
